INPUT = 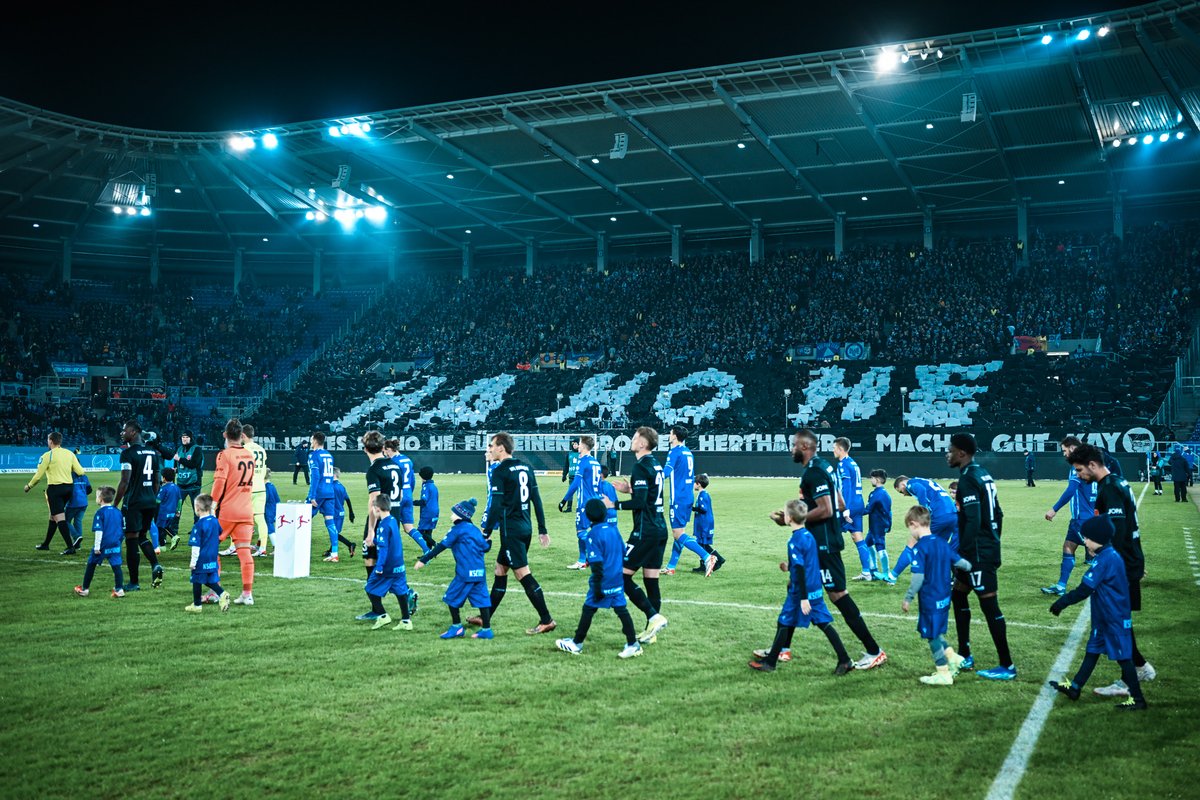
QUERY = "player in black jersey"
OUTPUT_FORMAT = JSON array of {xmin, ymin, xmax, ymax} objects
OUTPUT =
[
  {"xmin": 113, "ymin": 420, "xmax": 163, "ymax": 591},
  {"xmin": 359, "ymin": 430, "xmax": 414, "ymax": 621},
  {"xmin": 779, "ymin": 429, "xmax": 886, "ymax": 670},
  {"xmin": 946, "ymin": 433, "xmax": 1015, "ymax": 681},
  {"xmin": 471, "ymin": 432, "xmax": 555, "ymax": 635},
  {"xmin": 612, "ymin": 426, "xmax": 670, "ymax": 643}
]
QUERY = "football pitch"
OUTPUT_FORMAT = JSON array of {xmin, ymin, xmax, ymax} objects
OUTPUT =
[{"xmin": 2, "ymin": 471, "xmax": 1198, "ymax": 800}]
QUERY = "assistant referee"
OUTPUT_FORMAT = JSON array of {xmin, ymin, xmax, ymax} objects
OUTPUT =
[{"xmin": 25, "ymin": 431, "xmax": 88, "ymax": 554}]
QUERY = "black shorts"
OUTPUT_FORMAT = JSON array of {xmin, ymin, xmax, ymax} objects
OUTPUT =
[
  {"xmin": 45, "ymin": 484, "xmax": 73, "ymax": 516},
  {"xmin": 817, "ymin": 549, "xmax": 847, "ymax": 592},
  {"xmin": 496, "ymin": 535, "xmax": 531, "ymax": 570},
  {"xmin": 955, "ymin": 565, "xmax": 999, "ymax": 595},
  {"xmin": 623, "ymin": 534, "xmax": 667, "ymax": 572},
  {"xmin": 1128, "ymin": 576, "xmax": 1142, "ymax": 612},
  {"xmin": 123, "ymin": 506, "xmax": 156, "ymax": 537},
  {"xmin": 363, "ymin": 545, "xmax": 378, "ymax": 562}
]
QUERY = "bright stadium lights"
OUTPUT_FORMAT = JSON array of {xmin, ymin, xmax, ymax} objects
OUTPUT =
[
  {"xmin": 328, "ymin": 126, "xmax": 341, "ymax": 137},
  {"xmin": 354, "ymin": 209, "xmax": 364, "ymax": 219},
  {"xmin": 1160, "ymin": 133, "xmax": 1170, "ymax": 142},
  {"xmin": 305, "ymin": 211, "xmax": 315, "ymax": 221},
  {"xmin": 446, "ymin": 173, "xmax": 455, "ymax": 180},
  {"xmin": 900, "ymin": 53, "xmax": 910, "ymax": 63},
  {"xmin": 361, "ymin": 122, "xmax": 371, "ymax": 133},
  {"xmin": 861, "ymin": 195, "xmax": 869, "ymax": 201},
  {"xmin": 333, "ymin": 208, "xmax": 353, "ymax": 224},
  {"xmin": 1076, "ymin": 29, "xmax": 1090, "ymax": 41},
  {"xmin": 920, "ymin": 50, "xmax": 928, "ymax": 59},
  {"xmin": 875, "ymin": 47, "xmax": 900, "ymax": 73},
  {"xmin": 464, "ymin": 229, "xmax": 472, "ymax": 234},
  {"xmin": 32, "ymin": 223, "xmax": 39, "ymax": 228},
  {"xmin": 609, "ymin": 216, "xmax": 617, "ymax": 222},
  {"xmin": 1098, "ymin": 26, "xmax": 1110, "ymax": 36},
  {"xmin": 140, "ymin": 207, "xmax": 151, "ymax": 216},
  {"xmin": 1058, "ymin": 179, "xmax": 1066, "ymax": 185},
  {"xmin": 1131, "ymin": 100, "xmax": 1141, "ymax": 107},
  {"xmin": 174, "ymin": 188, "xmax": 182, "ymax": 194},
  {"xmin": 1178, "ymin": 132, "xmax": 1186, "ymax": 140},
  {"xmin": 1144, "ymin": 134, "xmax": 1154, "ymax": 144},
  {"xmin": 229, "ymin": 135, "xmax": 255, "ymax": 151},
  {"xmin": 112, "ymin": 206, "xmax": 122, "ymax": 214},
  {"xmin": 591, "ymin": 157, "xmax": 600, "ymax": 164},
  {"xmin": 365, "ymin": 206, "xmax": 387, "ymax": 223},
  {"xmin": 1128, "ymin": 136, "xmax": 1137, "ymax": 145},
  {"xmin": 126, "ymin": 207, "xmax": 138, "ymax": 215},
  {"xmin": 262, "ymin": 237, "xmax": 269, "ymax": 242},
  {"xmin": 736, "ymin": 142, "xmax": 747, "ymax": 149},
  {"xmin": 926, "ymin": 122, "xmax": 934, "ymax": 129},
  {"xmin": 936, "ymin": 48, "xmax": 944, "ymax": 58},
  {"xmin": 1112, "ymin": 138, "xmax": 1120, "ymax": 147},
  {"xmin": 262, "ymin": 132, "xmax": 279, "ymax": 149},
  {"xmin": 1041, "ymin": 34, "xmax": 1053, "ymax": 44}
]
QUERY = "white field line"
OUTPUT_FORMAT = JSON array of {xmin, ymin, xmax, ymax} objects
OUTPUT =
[
  {"xmin": 984, "ymin": 479, "xmax": 1151, "ymax": 800},
  {"xmin": 1183, "ymin": 528, "xmax": 1200, "ymax": 587}
]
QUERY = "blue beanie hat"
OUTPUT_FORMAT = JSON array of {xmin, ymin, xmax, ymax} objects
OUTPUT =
[
  {"xmin": 584, "ymin": 498, "xmax": 607, "ymax": 524},
  {"xmin": 452, "ymin": 498, "xmax": 477, "ymax": 521},
  {"xmin": 1080, "ymin": 515, "xmax": 1114, "ymax": 546}
]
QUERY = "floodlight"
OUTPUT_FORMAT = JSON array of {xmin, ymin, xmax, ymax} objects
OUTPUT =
[
  {"xmin": 174, "ymin": 188, "xmax": 181, "ymax": 194},
  {"xmin": 876, "ymin": 49, "xmax": 899, "ymax": 72},
  {"xmin": 465, "ymin": 229, "xmax": 472, "ymax": 234},
  {"xmin": 32, "ymin": 223, "xmax": 39, "ymax": 228},
  {"xmin": 609, "ymin": 216, "xmax": 617, "ymax": 222},
  {"xmin": 591, "ymin": 157, "xmax": 600, "ymax": 164},
  {"xmin": 361, "ymin": 123, "xmax": 371, "ymax": 133},
  {"xmin": 1076, "ymin": 29, "xmax": 1090, "ymax": 41},
  {"xmin": 140, "ymin": 207, "xmax": 151, "ymax": 216},
  {"xmin": 1041, "ymin": 34, "xmax": 1053, "ymax": 44},
  {"xmin": 446, "ymin": 173, "xmax": 455, "ymax": 180},
  {"xmin": 126, "ymin": 207, "xmax": 138, "ymax": 215},
  {"xmin": 262, "ymin": 237, "xmax": 269, "ymax": 242},
  {"xmin": 900, "ymin": 53, "xmax": 910, "ymax": 63},
  {"xmin": 1112, "ymin": 138, "xmax": 1120, "ymax": 147},
  {"xmin": 736, "ymin": 142, "xmax": 746, "ymax": 149},
  {"xmin": 1160, "ymin": 133, "xmax": 1170, "ymax": 142},
  {"xmin": 1058, "ymin": 180, "xmax": 1065, "ymax": 185},
  {"xmin": 365, "ymin": 206, "xmax": 387, "ymax": 223},
  {"xmin": 112, "ymin": 206, "xmax": 122, "ymax": 214},
  {"xmin": 1131, "ymin": 100, "xmax": 1141, "ymax": 107},
  {"xmin": 305, "ymin": 211, "xmax": 315, "ymax": 221},
  {"xmin": 262, "ymin": 133, "xmax": 279, "ymax": 149},
  {"xmin": 329, "ymin": 126, "xmax": 341, "ymax": 137},
  {"xmin": 936, "ymin": 48, "xmax": 943, "ymax": 58},
  {"xmin": 1143, "ymin": 135, "xmax": 1153, "ymax": 144},
  {"xmin": 861, "ymin": 196, "xmax": 868, "ymax": 201},
  {"xmin": 1098, "ymin": 26, "xmax": 1110, "ymax": 36},
  {"xmin": 926, "ymin": 123, "xmax": 934, "ymax": 129},
  {"xmin": 354, "ymin": 209, "xmax": 364, "ymax": 219},
  {"xmin": 1127, "ymin": 137, "xmax": 1137, "ymax": 145},
  {"xmin": 1178, "ymin": 132, "xmax": 1186, "ymax": 140}
]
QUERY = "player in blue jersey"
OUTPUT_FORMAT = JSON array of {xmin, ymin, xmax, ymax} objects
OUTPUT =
[
  {"xmin": 599, "ymin": 466, "xmax": 619, "ymax": 522},
  {"xmin": 74, "ymin": 486, "xmax": 125, "ymax": 598},
  {"xmin": 901, "ymin": 506, "xmax": 973, "ymax": 685},
  {"xmin": 1048, "ymin": 516, "xmax": 1147, "ymax": 710},
  {"xmin": 560, "ymin": 436, "xmax": 605, "ymax": 570},
  {"xmin": 690, "ymin": 474, "xmax": 724, "ymax": 573},
  {"xmin": 555, "ymin": 499, "xmax": 643, "ymax": 659},
  {"xmin": 885, "ymin": 475, "xmax": 959, "ymax": 583},
  {"xmin": 65, "ymin": 471, "xmax": 92, "ymax": 552},
  {"xmin": 327, "ymin": 468, "xmax": 358, "ymax": 558},
  {"xmin": 560, "ymin": 439, "xmax": 581, "ymax": 512},
  {"xmin": 153, "ymin": 467, "xmax": 183, "ymax": 552},
  {"xmin": 416, "ymin": 498, "xmax": 494, "ymax": 640},
  {"xmin": 1042, "ymin": 436, "xmax": 1100, "ymax": 596},
  {"xmin": 833, "ymin": 437, "xmax": 873, "ymax": 582},
  {"xmin": 852, "ymin": 469, "xmax": 892, "ymax": 579},
  {"xmin": 184, "ymin": 494, "xmax": 232, "ymax": 612},
  {"xmin": 307, "ymin": 432, "xmax": 342, "ymax": 562},
  {"xmin": 750, "ymin": 498, "xmax": 852, "ymax": 673},
  {"xmin": 662, "ymin": 427, "xmax": 717, "ymax": 576},
  {"xmin": 413, "ymin": 466, "xmax": 440, "ymax": 550},
  {"xmin": 384, "ymin": 439, "xmax": 425, "ymax": 554},
  {"xmin": 362, "ymin": 494, "xmax": 413, "ymax": 630}
]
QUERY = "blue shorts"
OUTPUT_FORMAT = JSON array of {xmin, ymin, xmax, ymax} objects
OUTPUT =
[
  {"xmin": 670, "ymin": 504, "xmax": 693, "ymax": 529},
  {"xmin": 87, "ymin": 550, "xmax": 123, "ymax": 568},
  {"xmin": 841, "ymin": 516, "xmax": 863, "ymax": 534},
  {"xmin": 931, "ymin": 518, "xmax": 959, "ymax": 554},
  {"xmin": 778, "ymin": 590, "xmax": 833, "ymax": 628},
  {"xmin": 191, "ymin": 568, "xmax": 220, "ymax": 586},
  {"xmin": 694, "ymin": 528, "xmax": 714, "ymax": 546},
  {"xmin": 314, "ymin": 498, "xmax": 336, "ymax": 519},
  {"xmin": 335, "ymin": 515, "xmax": 346, "ymax": 534},
  {"xmin": 917, "ymin": 602, "xmax": 950, "ymax": 640},
  {"xmin": 443, "ymin": 577, "xmax": 490, "ymax": 610},
  {"xmin": 575, "ymin": 509, "xmax": 588, "ymax": 535},
  {"xmin": 866, "ymin": 530, "xmax": 887, "ymax": 549},
  {"xmin": 395, "ymin": 500, "xmax": 415, "ymax": 526},
  {"xmin": 365, "ymin": 571, "xmax": 410, "ymax": 598},
  {"xmin": 1066, "ymin": 519, "xmax": 1085, "ymax": 546},
  {"xmin": 1086, "ymin": 621, "xmax": 1132, "ymax": 661},
  {"xmin": 584, "ymin": 588, "xmax": 627, "ymax": 610}
]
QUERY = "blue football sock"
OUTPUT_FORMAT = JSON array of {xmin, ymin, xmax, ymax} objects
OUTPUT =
[
  {"xmin": 678, "ymin": 534, "xmax": 709, "ymax": 561},
  {"xmin": 854, "ymin": 539, "xmax": 872, "ymax": 573},
  {"xmin": 149, "ymin": 523, "xmax": 160, "ymax": 550},
  {"xmin": 892, "ymin": 546, "xmax": 914, "ymax": 578},
  {"xmin": 1057, "ymin": 553, "xmax": 1076, "ymax": 588},
  {"xmin": 666, "ymin": 538, "xmax": 683, "ymax": 569},
  {"xmin": 876, "ymin": 548, "xmax": 889, "ymax": 575},
  {"xmin": 577, "ymin": 533, "xmax": 587, "ymax": 561},
  {"xmin": 326, "ymin": 520, "xmax": 339, "ymax": 554},
  {"xmin": 407, "ymin": 529, "xmax": 427, "ymax": 553}
]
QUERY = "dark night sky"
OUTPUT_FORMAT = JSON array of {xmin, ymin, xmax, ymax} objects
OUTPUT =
[{"xmin": 2, "ymin": 0, "xmax": 1144, "ymax": 131}]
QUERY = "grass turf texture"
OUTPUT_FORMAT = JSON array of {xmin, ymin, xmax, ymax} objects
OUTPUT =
[{"xmin": 2, "ymin": 471, "xmax": 1198, "ymax": 799}]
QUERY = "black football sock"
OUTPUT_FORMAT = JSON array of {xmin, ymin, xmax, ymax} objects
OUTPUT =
[
  {"xmin": 519, "ymin": 574, "xmax": 553, "ymax": 624},
  {"xmin": 623, "ymin": 574, "xmax": 655, "ymax": 619},
  {"xmin": 489, "ymin": 574, "xmax": 508, "ymax": 616},
  {"xmin": 365, "ymin": 565, "xmax": 373, "ymax": 580},
  {"xmin": 126, "ymin": 538, "xmax": 140, "ymax": 584},
  {"xmin": 817, "ymin": 621, "xmax": 851, "ymax": 663},
  {"xmin": 979, "ymin": 595, "xmax": 1013, "ymax": 668},
  {"xmin": 479, "ymin": 606, "xmax": 492, "ymax": 629},
  {"xmin": 1130, "ymin": 630, "xmax": 1147, "ymax": 668},
  {"xmin": 1119, "ymin": 659, "xmax": 1145, "ymax": 703},
  {"xmin": 42, "ymin": 520, "xmax": 57, "ymax": 547},
  {"xmin": 397, "ymin": 592, "xmax": 411, "ymax": 620},
  {"xmin": 192, "ymin": 584, "xmax": 203, "ymax": 606},
  {"xmin": 614, "ymin": 606, "xmax": 637, "ymax": 645},
  {"xmin": 644, "ymin": 577, "xmax": 661, "ymax": 615},
  {"xmin": 449, "ymin": 605, "xmax": 462, "ymax": 625},
  {"xmin": 952, "ymin": 589, "xmax": 972, "ymax": 657},
  {"xmin": 81, "ymin": 560, "xmax": 98, "ymax": 590},
  {"xmin": 57, "ymin": 520, "xmax": 74, "ymax": 547},
  {"xmin": 138, "ymin": 538, "xmax": 159, "ymax": 567},
  {"xmin": 1071, "ymin": 651, "xmax": 1101, "ymax": 689},
  {"xmin": 369, "ymin": 594, "xmax": 386, "ymax": 615},
  {"xmin": 337, "ymin": 535, "xmax": 355, "ymax": 549},
  {"xmin": 209, "ymin": 581, "xmax": 223, "ymax": 596},
  {"xmin": 573, "ymin": 604, "xmax": 598, "ymax": 644},
  {"xmin": 765, "ymin": 623, "xmax": 792, "ymax": 665},
  {"xmin": 422, "ymin": 532, "xmax": 436, "ymax": 549},
  {"xmin": 833, "ymin": 594, "xmax": 880, "ymax": 655}
]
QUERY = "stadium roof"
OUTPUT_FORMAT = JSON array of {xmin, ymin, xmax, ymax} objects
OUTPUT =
[{"xmin": 2, "ymin": 0, "xmax": 1199, "ymax": 269}]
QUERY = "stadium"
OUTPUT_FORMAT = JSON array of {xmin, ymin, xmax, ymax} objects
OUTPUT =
[{"xmin": 3, "ymin": 1, "xmax": 1199, "ymax": 798}]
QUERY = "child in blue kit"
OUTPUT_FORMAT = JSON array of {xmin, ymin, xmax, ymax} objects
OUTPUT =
[
  {"xmin": 691, "ymin": 474, "xmax": 725, "ymax": 574},
  {"xmin": 413, "ymin": 466, "xmax": 440, "ymax": 551},
  {"xmin": 186, "ymin": 494, "xmax": 231, "ymax": 612},
  {"xmin": 750, "ymin": 498, "xmax": 853, "ymax": 674},
  {"xmin": 901, "ymin": 506, "xmax": 972, "ymax": 685},
  {"xmin": 74, "ymin": 486, "xmax": 125, "ymax": 598},
  {"xmin": 363, "ymin": 494, "xmax": 413, "ymax": 631},
  {"xmin": 65, "ymin": 471, "xmax": 92, "ymax": 550},
  {"xmin": 555, "ymin": 499, "xmax": 643, "ymax": 659},
  {"xmin": 153, "ymin": 467, "xmax": 183, "ymax": 553},
  {"xmin": 1048, "ymin": 516, "xmax": 1148, "ymax": 710},
  {"xmin": 415, "ymin": 497, "xmax": 493, "ymax": 640},
  {"xmin": 331, "ymin": 468, "xmax": 357, "ymax": 557},
  {"xmin": 263, "ymin": 469, "xmax": 281, "ymax": 554},
  {"xmin": 860, "ymin": 469, "xmax": 892, "ymax": 581}
]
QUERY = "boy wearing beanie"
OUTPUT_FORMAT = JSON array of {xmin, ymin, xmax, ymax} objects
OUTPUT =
[
  {"xmin": 413, "ymin": 466, "xmax": 440, "ymax": 551},
  {"xmin": 415, "ymin": 497, "xmax": 493, "ymax": 640}
]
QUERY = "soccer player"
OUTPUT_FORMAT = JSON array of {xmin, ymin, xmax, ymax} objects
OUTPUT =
[
  {"xmin": 308, "ymin": 432, "xmax": 342, "ymax": 563},
  {"xmin": 332, "ymin": 468, "xmax": 358, "ymax": 556},
  {"xmin": 560, "ymin": 435, "xmax": 605, "ymax": 570},
  {"xmin": 414, "ymin": 466, "xmax": 440, "ymax": 550},
  {"xmin": 661, "ymin": 427, "xmax": 716, "ymax": 577},
  {"xmin": 241, "ymin": 424, "xmax": 269, "ymax": 556},
  {"xmin": 414, "ymin": 497, "xmax": 493, "ymax": 640},
  {"xmin": 154, "ymin": 467, "xmax": 183, "ymax": 552},
  {"xmin": 211, "ymin": 418, "xmax": 257, "ymax": 606},
  {"xmin": 751, "ymin": 498, "xmax": 852, "ymax": 674},
  {"xmin": 384, "ymin": 439, "xmax": 425, "ymax": 554},
  {"xmin": 946, "ymin": 433, "xmax": 1015, "ymax": 680},
  {"xmin": 73, "ymin": 485, "xmax": 125, "ymax": 598},
  {"xmin": 65, "ymin": 470, "xmax": 92, "ymax": 553},
  {"xmin": 185, "ymin": 494, "xmax": 232, "ymax": 613},
  {"xmin": 1066, "ymin": 444, "xmax": 1155, "ymax": 696},
  {"xmin": 292, "ymin": 439, "xmax": 310, "ymax": 485},
  {"xmin": 363, "ymin": 494, "xmax": 413, "ymax": 631},
  {"xmin": 560, "ymin": 438, "xmax": 580, "ymax": 512},
  {"xmin": 555, "ymin": 498, "xmax": 643, "ymax": 659},
  {"xmin": 1148, "ymin": 452, "xmax": 1164, "ymax": 496},
  {"xmin": 172, "ymin": 431, "xmax": 204, "ymax": 526},
  {"xmin": 113, "ymin": 421, "xmax": 163, "ymax": 591},
  {"xmin": 25, "ymin": 431, "xmax": 88, "ymax": 554},
  {"xmin": 611, "ymin": 426, "xmax": 670, "ymax": 643},
  {"xmin": 900, "ymin": 506, "xmax": 972, "ymax": 686},
  {"xmin": 1048, "ymin": 516, "xmax": 1148, "ymax": 710},
  {"xmin": 361, "ymin": 431, "xmax": 415, "ymax": 617},
  {"xmin": 1042, "ymin": 436, "xmax": 1100, "ymax": 596},
  {"xmin": 856, "ymin": 469, "xmax": 891, "ymax": 579},
  {"xmin": 470, "ymin": 432, "xmax": 556, "ymax": 635},
  {"xmin": 1025, "ymin": 450, "xmax": 1036, "ymax": 487},
  {"xmin": 887, "ymin": 475, "xmax": 959, "ymax": 582},
  {"xmin": 691, "ymin": 474, "xmax": 724, "ymax": 573},
  {"xmin": 782, "ymin": 429, "xmax": 886, "ymax": 670},
  {"xmin": 833, "ymin": 437, "xmax": 872, "ymax": 581}
]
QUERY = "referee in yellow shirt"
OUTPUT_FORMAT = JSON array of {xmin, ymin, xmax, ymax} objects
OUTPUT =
[
  {"xmin": 241, "ymin": 424, "xmax": 270, "ymax": 555},
  {"xmin": 25, "ymin": 431, "xmax": 88, "ymax": 554}
]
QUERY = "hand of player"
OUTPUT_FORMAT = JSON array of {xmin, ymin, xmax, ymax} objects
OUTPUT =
[
  {"xmin": 558, "ymin": 499, "xmax": 568, "ymax": 513},
  {"xmin": 800, "ymin": 599, "xmax": 811, "ymax": 616},
  {"xmin": 901, "ymin": 599, "xmax": 910, "ymax": 613},
  {"xmin": 538, "ymin": 531, "xmax": 550, "ymax": 547},
  {"xmin": 769, "ymin": 509, "xmax": 786, "ymax": 526},
  {"xmin": 414, "ymin": 561, "xmax": 425, "ymax": 570},
  {"xmin": 1044, "ymin": 509, "xmax": 1056, "ymax": 522},
  {"xmin": 374, "ymin": 569, "xmax": 383, "ymax": 576},
  {"xmin": 842, "ymin": 510, "xmax": 852, "ymax": 523},
  {"xmin": 1049, "ymin": 600, "xmax": 1065, "ymax": 616},
  {"xmin": 310, "ymin": 499, "xmax": 317, "ymax": 507},
  {"xmin": 602, "ymin": 496, "xmax": 615, "ymax": 509},
  {"xmin": 612, "ymin": 479, "xmax": 631, "ymax": 493},
  {"xmin": 349, "ymin": 515, "xmax": 355, "ymax": 524},
  {"xmin": 779, "ymin": 561, "xmax": 788, "ymax": 572}
]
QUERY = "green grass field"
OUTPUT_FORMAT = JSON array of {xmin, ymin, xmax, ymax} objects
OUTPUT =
[{"xmin": 2, "ymin": 471, "xmax": 1198, "ymax": 800}]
